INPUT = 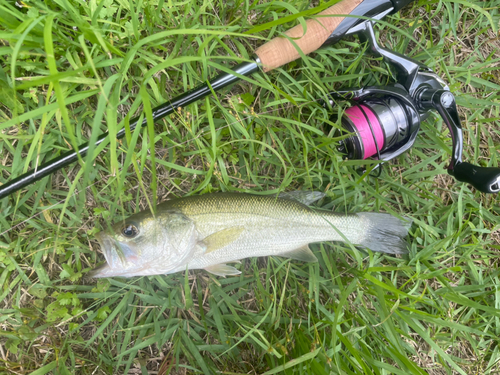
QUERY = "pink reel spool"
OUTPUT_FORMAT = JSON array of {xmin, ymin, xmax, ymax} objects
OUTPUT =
[{"xmin": 344, "ymin": 105, "xmax": 385, "ymax": 159}]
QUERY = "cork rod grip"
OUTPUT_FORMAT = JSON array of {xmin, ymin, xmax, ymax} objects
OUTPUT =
[{"xmin": 255, "ymin": 0, "xmax": 363, "ymax": 72}]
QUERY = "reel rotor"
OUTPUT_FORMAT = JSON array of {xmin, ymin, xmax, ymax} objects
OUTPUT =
[{"xmin": 329, "ymin": 22, "xmax": 500, "ymax": 193}]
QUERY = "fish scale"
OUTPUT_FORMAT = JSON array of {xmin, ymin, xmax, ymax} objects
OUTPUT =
[{"xmin": 91, "ymin": 193, "xmax": 411, "ymax": 278}]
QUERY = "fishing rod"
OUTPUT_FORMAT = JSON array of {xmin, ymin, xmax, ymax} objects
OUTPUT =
[
  {"xmin": 1, "ymin": 0, "xmax": 498, "ymax": 200},
  {"xmin": 0, "ymin": 0, "xmax": 412, "ymax": 200}
]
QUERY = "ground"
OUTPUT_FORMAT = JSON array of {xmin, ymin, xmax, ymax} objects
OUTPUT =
[{"xmin": 1, "ymin": 0, "xmax": 500, "ymax": 374}]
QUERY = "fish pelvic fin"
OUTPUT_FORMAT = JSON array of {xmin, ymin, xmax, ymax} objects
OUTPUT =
[
  {"xmin": 202, "ymin": 226, "xmax": 245, "ymax": 254},
  {"xmin": 205, "ymin": 264, "xmax": 241, "ymax": 277},
  {"xmin": 277, "ymin": 245, "xmax": 318, "ymax": 263},
  {"xmin": 278, "ymin": 191, "xmax": 325, "ymax": 206},
  {"xmin": 357, "ymin": 213, "xmax": 412, "ymax": 254}
]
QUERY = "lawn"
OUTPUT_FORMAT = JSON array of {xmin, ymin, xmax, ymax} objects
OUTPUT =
[{"xmin": 1, "ymin": 0, "xmax": 500, "ymax": 374}]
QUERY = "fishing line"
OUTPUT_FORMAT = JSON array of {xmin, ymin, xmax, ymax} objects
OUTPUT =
[{"xmin": 354, "ymin": 102, "xmax": 383, "ymax": 178}]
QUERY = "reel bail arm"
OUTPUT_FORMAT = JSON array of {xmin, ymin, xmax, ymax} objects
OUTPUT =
[{"xmin": 331, "ymin": 21, "xmax": 500, "ymax": 193}]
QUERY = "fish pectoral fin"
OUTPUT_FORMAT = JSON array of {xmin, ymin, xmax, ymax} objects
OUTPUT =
[
  {"xmin": 202, "ymin": 226, "xmax": 245, "ymax": 254},
  {"xmin": 277, "ymin": 245, "xmax": 318, "ymax": 263},
  {"xmin": 204, "ymin": 264, "xmax": 241, "ymax": 277}
]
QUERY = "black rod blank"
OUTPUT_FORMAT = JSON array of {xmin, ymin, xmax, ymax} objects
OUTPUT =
[{"xmin": 0, "ymin": 61, "xmax": 259, "ymax": 200}]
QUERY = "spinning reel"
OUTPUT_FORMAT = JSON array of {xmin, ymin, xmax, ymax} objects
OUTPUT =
[{"xmin": 330, "ymin": 22, "xmax": 500, "ymax": 194}]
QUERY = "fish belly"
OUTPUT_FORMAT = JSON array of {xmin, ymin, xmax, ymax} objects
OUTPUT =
[{"xmin": 176, "ymin": 211, "xmax": 364, "ymax": 271}]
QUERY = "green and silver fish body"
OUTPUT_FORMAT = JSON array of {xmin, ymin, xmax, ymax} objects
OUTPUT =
[{"xmin": 91, "ymin": 192, "xmax": 411, "ymax": 278}]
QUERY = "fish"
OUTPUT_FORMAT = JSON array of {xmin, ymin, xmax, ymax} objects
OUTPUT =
[{"xmin": 90, "ymin": 192, "xmax": 411, "ymax": 278}]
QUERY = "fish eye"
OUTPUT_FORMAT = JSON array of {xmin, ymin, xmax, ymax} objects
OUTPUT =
[{"xmin": 122, "ymin": 224, "xmax": 139, "ymax": 238}]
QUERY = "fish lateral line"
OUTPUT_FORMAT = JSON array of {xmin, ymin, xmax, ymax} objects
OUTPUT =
[{"xmin": 90, "ymin": 193, "xmax": 412, "ymax": 278}]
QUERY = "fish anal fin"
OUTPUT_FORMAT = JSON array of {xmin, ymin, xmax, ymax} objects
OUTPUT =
[
  {"xmin": 277, "ymin": 245, "xmax": 318, "ymax": 263},
  {"xmin": 205, "ymin": 264, "xmax": 241, "ymax": 277},
  {"xmin": 203, "ymin": 226, "xmax": 245, "ymax": 254}
]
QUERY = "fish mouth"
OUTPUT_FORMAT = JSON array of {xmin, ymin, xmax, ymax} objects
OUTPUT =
[
  {"xmin": 90, "ymin": 231, "xmax": 141, "ymax": 278},
  {"xmin": 89, "ymin": 231, "xmax": 117, "ymax": 278}
]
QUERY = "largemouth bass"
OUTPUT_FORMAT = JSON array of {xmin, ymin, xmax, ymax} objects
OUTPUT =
[{"xmin": 91, "ymin": 192, "xmax": 411, "ymax": 278}]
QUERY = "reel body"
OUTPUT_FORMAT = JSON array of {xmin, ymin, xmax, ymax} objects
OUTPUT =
[{"xmin": 330, "ymin": 22, "xmax": 500, "ymax": 193}]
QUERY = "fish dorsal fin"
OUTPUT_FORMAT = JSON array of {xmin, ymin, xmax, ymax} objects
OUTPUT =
[
  {"xmin": 277, "ymin": 245, "xmax": 318, "ymax": 263},
  {"xmin": 202, "ymin": 226, "xmax": 245, "ymax": 254},
  {"xmin": 205, "ymin": 264, "xmax": 241, "ymax": 277},
  {"xmin": 278, "ymin": 191, "xmax": 325, "ymax": 206}
]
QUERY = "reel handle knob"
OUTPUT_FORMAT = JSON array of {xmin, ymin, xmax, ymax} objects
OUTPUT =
[{"xmin": 451, "ymin": 162, "xmax": 500, "ymax": 193}]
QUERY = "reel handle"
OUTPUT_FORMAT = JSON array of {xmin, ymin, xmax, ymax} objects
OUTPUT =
[
  {"xmin": 420, "ymin": 88, "xmax": 500, "ymax": 193},
  {"xmin": 451, "ymin": 162, "xmax": 500, "ymax": 193}
]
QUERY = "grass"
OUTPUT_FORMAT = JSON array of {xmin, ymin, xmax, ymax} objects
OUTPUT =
[{"xmin": 1, "ymin": 0, "xmax": 500, "ymax": 373}]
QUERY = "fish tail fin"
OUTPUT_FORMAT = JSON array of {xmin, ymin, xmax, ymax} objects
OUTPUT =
[{"xmin": 356, "ymin": 213, "xmax": 412, "ymax": 254}]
